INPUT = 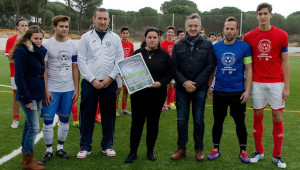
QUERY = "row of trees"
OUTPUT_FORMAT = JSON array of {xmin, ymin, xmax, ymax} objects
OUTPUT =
[
  {"xmin": 0, "ymin": 0, "xmax": 299, "ymax": 41},
  {"xmin": 0, "ymin": 0, "xmax": 103, "ymax": 32}
]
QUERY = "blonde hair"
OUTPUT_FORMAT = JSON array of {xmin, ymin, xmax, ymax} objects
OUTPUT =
[{"xmin": 10, "ymin": 25, "xmax": 44, "ymax": 58}]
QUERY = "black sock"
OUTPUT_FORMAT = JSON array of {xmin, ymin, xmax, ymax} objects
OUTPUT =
[
  {"xmin": 240, "ymin": 144, "xmax": 246, "ymax": 152},
  {"xmin": 213, "ymin": 144, "xmax": 219, "ymax": 150},
  {"xmin": 58, "ymin": 140, "xmax": 65, "ymax": 145}
]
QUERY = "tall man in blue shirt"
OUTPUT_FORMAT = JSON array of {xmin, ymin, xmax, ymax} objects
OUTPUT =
[
  {"xmin": 76, "ymin": 8, "xmax": 124, "ymax": 158},
  {"xmin": 206, "ymin": 17, "xmax": 253, "ymax": 163},
  {"xmin": 171, "ymin": 13, "xmax": 215, "ymax": 162}
]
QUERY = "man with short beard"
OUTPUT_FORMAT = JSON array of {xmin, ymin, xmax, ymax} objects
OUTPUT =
[{"xmin": 207, "ymin": 16, "xmax": 253, "ymax": 163}]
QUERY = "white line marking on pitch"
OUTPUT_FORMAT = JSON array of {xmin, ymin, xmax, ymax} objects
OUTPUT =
[
  {"xmin": 0, "ymin": 84, "xmax": 12, "ymax": 88},
  {"xmin": 0, "ymin": 115, "xmax": 58, "ymax": 165}
]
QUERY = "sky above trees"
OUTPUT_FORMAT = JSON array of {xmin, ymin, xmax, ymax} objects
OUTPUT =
[{"xmin": 50, "ymin": 0, "xmax": 299, "ymax": 18}]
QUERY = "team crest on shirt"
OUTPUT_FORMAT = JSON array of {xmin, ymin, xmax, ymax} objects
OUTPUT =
[
  {"xmin": 57, "ymin": 51, "xmax": 71, "ymax": 63},
  {"xmin": 105, "ymin": 41, "xmax": 111, "ymax": 47},
  {"xmin": 221, "ymin": 52, "xmax": 236, "ymax": 66},
  {"xmin": 258, "ymin": 39, "xmax": 272, "ymax": 53},
  {"xmin": 167, "ymin": 45, "xmax": 173, "ymax": 55},
  {"xmin": 124, "ymin": 48, "xmax": 130, "ymax": 58}
]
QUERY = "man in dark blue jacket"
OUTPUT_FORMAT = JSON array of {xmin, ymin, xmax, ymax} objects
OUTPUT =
[{"xmin": 170, "ymin": 13, "xmax": 215, "ymax": 162}]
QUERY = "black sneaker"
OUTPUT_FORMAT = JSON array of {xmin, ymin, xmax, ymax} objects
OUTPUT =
[
  {"xmin": 41, "ymin": 151, "xmax": 53, "ymax": 163},
  {"xmin": 125, "ymin": 153, "xmax": 137, "ymax": 163},
  {"xmin": 56, "ymin": 149, "xmax": 70, "ymax": 159}
]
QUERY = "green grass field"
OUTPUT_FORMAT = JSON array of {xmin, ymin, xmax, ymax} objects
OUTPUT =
[{"xmin": 0, "ymin": 52, "xmax": 300, "ymax": 169}]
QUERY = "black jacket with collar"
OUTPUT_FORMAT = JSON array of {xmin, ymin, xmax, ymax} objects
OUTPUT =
[{"xmin": 172, "ymin": 35, "xmax": 216, "ymax": 91}]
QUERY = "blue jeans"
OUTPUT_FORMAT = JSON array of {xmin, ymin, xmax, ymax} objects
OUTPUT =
[
  {"xmin": 79, "ymin": 79, "xmax": 117, "ymax": 152},
  {"xmin": 19, "ymin": 100, "xmax": 42, "ymax": 154},
  {"xmin": 176, "ymin": 89, "xmax": 207, "ymax": 151}
]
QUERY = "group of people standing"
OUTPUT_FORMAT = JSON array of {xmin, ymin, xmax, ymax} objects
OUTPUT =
[{"xmin": 5, "ymin": 2, "xmax": 289, "ymax": 169}]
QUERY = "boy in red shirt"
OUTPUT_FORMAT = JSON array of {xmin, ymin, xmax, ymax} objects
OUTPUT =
[
  {"xmin": 161, "ymin": 26, "xmax": 176, "ymax": 110},
  {"xmin": 243, "ymin": 3, "xmax": 289, "ymax": 169},
  {"xmin": 5, "ymin": 18, "xmax": 28, "ymax": 128},
  {"xmin": 118, "ymin": 27, "xmax": 134, "ymax": 115}
]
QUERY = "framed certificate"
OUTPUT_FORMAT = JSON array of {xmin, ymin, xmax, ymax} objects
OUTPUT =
[{"xmin": 117, "ymin": 53, "xmax": 154, "ymax": 94}]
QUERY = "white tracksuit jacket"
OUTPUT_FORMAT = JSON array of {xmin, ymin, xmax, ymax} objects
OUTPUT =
[{"xmin": 78, "ymin": 29, "xmax": 124, "ymax": 83}]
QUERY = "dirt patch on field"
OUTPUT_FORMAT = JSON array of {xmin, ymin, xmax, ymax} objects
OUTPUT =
[
  {"xmin": 288, "ymin": 53, "xmax": 300, "ymax": 57},
  {"xmin": 0, "ymin": 29, "xmax": 17, "ymax": 38},
  {"xmin": 289, "ymin": 42, "xmax": 300, "ymax": 47}
]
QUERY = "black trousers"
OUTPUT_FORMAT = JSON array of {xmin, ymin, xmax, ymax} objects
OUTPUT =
[
  {"xmin": 129, "ymin": 87, "xmax": 167, "ymax": 153},
  {"xmin": 212, "ymin": 91, "xmax": 247, "ymax": 148},
  {"xmin": 79, "ymin": 79, "xmax": 117, "ymax": 151}
]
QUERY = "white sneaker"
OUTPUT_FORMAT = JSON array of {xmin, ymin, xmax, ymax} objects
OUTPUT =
[
  {"xmin": 102, "ymin": 148, "xmax": 116, "ymax": 156},
  {"xmin": 77, "ymin": 150, "xmax": 91, "ymax": 159},
  {"xmin": 273, "ymin": 156, "xmax": 287, "ymax": 169},
  {"xmin": 122, "ymin": 109, "xmax": 131, "ymax": 115},
  {"xmin": 250, "ymin": 152, "xmax": 264, "ymax": 163},
  {"xmin": 11, "ymin": 120, "xmax": 19, "ymax": 128},
  {"xmin": 116, "ymin": 112, "xmax": 120, "ymax": 117}
]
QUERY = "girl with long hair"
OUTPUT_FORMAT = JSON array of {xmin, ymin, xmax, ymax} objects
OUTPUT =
[{"xmin": 12, "ymin": 25, "xmax": 47, "ymax": 170}]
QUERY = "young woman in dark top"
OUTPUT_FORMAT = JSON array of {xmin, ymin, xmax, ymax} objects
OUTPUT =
[
  {"xmin": 125, "ymin": 27, "xmax": 174, "ymax": 163},
  {"xmin": 11, "ymin": 25, "xmax": 47, "ymax": 170}
]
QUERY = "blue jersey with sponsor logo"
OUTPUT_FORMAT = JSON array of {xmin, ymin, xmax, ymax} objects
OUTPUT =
[{"xmin": 213, "ymin": 39, "xmax": 252, "ymax": 92}]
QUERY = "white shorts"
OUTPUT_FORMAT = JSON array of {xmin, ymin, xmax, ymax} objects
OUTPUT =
[
  {"xmin": 11, "ymin": 77, "xmax": 17, "ymax": 92},
  {"xmin": 251, "ymin": 82, "xmax": 285, "ymax": 111},
  {"xmin": 116, "ymin": 76, "xmax": 122, "ymax": 88}
]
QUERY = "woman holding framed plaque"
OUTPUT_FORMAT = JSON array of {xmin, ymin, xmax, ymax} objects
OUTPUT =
[{"xmin": 125, "ymin": 27, "xmax": 174, "ymax": 163}]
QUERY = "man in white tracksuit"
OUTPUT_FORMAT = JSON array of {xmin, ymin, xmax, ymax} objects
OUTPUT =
[{"xmin": 76, "ymin": 8, "xmax": 124, "ymax": 159}]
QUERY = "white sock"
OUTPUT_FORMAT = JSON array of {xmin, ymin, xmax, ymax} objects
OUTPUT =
[
  {"xmin": 46, "ymin": 146, "xmax": 53, "ymax": 153},
  {"xmin": 57, "ymin": 144, "xmax": 63, "ymax": 151},
  {"xmin": 42, "ymin": 123, "xmax": 54, "ymax": 153},
  {"xmin": 57, "ymin": 122, "xmax": 69, "ymax": 150}
]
